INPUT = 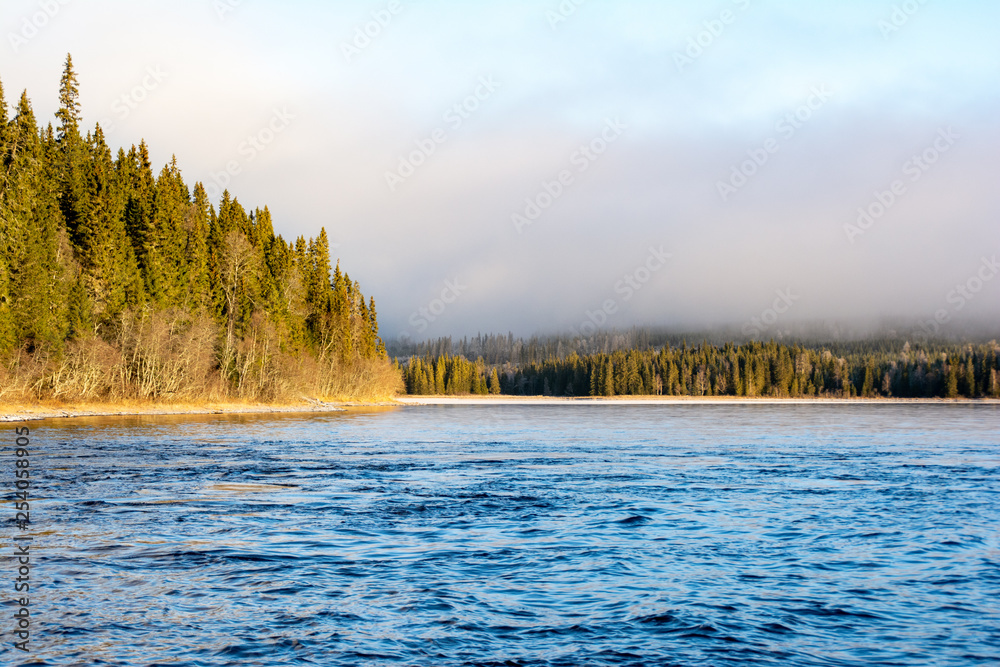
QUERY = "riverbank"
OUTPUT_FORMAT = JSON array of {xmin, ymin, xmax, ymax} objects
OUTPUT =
[
  {"xmin": 397, "ymin": 395, "xmax": 1000, "ymax": 405},
  {"xmin": 3, "ymin": 395, "xmax": 995, "ymax": 422},
  {"xmin": 0, "ymin": 398, "xmax": 397, "ymax": 422}
]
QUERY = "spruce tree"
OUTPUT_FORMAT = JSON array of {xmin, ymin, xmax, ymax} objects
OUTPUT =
[
  {"xmin": 945, "ymin": 359, "xmax": 959, "ymax": 398},
  {"xmin": 146, "ymin": 156, "xmax": 189, "ymax": 306},
  {"xmin": 370, "ymin": 296, "xmax": 386, "ymax": 357},
  {"xmin": 79, "ymin": 125, "xmax": 144, "ymax": 324},
  {"xmin": 0, "ymin": 76, "xmax": 14, "ymax": 351},
  {"xmin": 182, "ymin": 183, "xmax": 212, "ymax": 312},
  {"xmin": 434, "ymin": 357, "xmax": 446, "ymax": 394},
  {"xmin": 56, "ymin": 54, "xmax": 90, "ymax": 250},
  {"xmin": 122, "ymin": 141, "xmax": 158, "ymax": 293},
  {"xmin": 66, "ymin": 273, "xmax": 94, "ymax": 339},
  {"xmin": 6, "ymin": 92, "xmax": 70, "ymax": 348}
]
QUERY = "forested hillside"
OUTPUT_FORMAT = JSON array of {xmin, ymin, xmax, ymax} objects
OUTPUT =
[
  {"xmin": 401, "ymin": 340, "xmax": 1000, "ymax": 399},
  {"xmin": 0, "ymin": 55, "xmax": 398, "ymax": 402}
]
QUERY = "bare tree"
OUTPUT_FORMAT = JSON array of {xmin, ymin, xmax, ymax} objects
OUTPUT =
[{"xmin": 219, "ymin": 231, "xmax": 255, "ymax": 378}]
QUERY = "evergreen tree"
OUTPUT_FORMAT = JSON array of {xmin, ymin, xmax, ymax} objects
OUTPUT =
[
  {"xmin": 146, "ymin": 156, "xmax": 189, "ymax": 306},
  {"xmin": 0, "ymin": 75, "xmax": 14, "ymax": 351},
  {"xmin": 182, "ymin": 183, "xmax": 212, "ymax": 312},
  {"xmin": 4, "ymin": 92, "xmax": 70, "ymax": 349},
  {"xmin": 945, "ymin": 359, "xmax": 959, "ymax": 399},
  {"xmin": 122, "ymin": 142, "xmax": 157, "ymax": 281},
  {"xmin": 55, "ymin": 54, "xmax": 89, "ymax": 250},
  {"xmin": 434, "ymin": 357, "xmax": 446, "ymax": 394},
  {"xmin": 79, "ymin": 125, "xmax": 144, "ymax": 324},
  {"xmin": 400, "ymin": 338, "xmax": 1000, "ymax": 401},
  {"xmin": 0, "ymin": 56, "xmax": 394, "ymax": 401}
]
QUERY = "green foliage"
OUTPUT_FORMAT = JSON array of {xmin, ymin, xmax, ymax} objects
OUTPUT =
[
  {"xmin": 401, "ymin": 354, "xmax": 490, "ymax": 396},
  {"xmin": 401, "ymin": 339, "xmax": 1000, "ymax": 400},
  {"xmin": 1, "ymin": 89, "xmax": 72, "ymax": 351},
  {"xmin": 0, "ymin": 57, "xmax": 389, "ymax": 398}
]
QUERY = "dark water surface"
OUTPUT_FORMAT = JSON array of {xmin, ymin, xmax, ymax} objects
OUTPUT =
[{"xmin": 7, "ymin": 404, "xmax": 1000, "ymax": 666}]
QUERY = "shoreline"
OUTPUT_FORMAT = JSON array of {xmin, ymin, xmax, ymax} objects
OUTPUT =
[
  {"xmin": 2, "ymin": 395, "xmax": 996, "ymax": 421},
  {"xmin": 0, "ymin": 399, "xmax": 398, "ymax": 423},
  {"xmin": 398, "ymin": 396, "xmax": 1000, "ymax": 406}
]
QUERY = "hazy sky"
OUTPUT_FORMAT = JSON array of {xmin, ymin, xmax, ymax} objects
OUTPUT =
[{"xmin": 3, "ymin": 0, "xmax": 998, "ymax": 340}]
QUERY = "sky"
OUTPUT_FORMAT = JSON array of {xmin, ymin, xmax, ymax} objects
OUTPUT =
[{"xmin": 2, "ymin": 0, "xmax": 998, "ymax": 341}]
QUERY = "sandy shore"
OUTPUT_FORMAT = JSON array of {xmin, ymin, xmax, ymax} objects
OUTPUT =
[
  {"xmin": 0, "ymin": 399, "xmax": 397, "ymax": 422},
  {"xmin": 2, "ymin": 395, "xmax": 994, "ymax": 421}
]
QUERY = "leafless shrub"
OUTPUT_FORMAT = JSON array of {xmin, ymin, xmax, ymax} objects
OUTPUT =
[
  {"xmin": 310, "ymin": 355, "xmax": 403, "ymax": 402},
  {"xmin": 1, "ymin": 342, "xmax": 56, "ymax": 399},
  {"xmin": 46, "ymin": 338, "xmax": 117, "ymax": 399},
  {"xmin": 0, "ymin": 307, "xmax": 401, "ymax": 406},
  {"xmin": 109, "ymin": 308, "xmax": 219, "ymax": 400},
  {"xmin": 229, "ymin": 313, "xmax": 291, "ymax": 401}
]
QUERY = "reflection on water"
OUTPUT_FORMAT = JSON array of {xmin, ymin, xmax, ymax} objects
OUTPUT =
[{"xmin": 11, "ymin": 404, "xmax": 1000, "ymax": 666}]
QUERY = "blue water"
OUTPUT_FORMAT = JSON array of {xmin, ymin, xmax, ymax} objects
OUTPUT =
[{"xmin": 7, "ymin": 404, "xmax": 1000, "ymax": 666}]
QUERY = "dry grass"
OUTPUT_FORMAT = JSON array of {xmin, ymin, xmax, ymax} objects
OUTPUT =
[{"xmin": 0, "ymin": 310, "xmax": 401, "ymax": 406}]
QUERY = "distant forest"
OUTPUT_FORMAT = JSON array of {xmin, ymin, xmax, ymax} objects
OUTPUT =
[
  {"xmin": 0, "ymin": 55, "xmax": 398, "ymax": 402},
  {"xmin": 396, "ymin": 333, "xmax": 1000, "ymax": 399}
]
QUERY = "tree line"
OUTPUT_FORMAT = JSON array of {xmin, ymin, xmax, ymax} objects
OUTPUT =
[
  {"xmin": 401, "ymin": 340, "xmax": 1000, "ymax": 399},
  {"xmin": 0, "ymin": 55, "xmax": 398, "ymax": 402}
]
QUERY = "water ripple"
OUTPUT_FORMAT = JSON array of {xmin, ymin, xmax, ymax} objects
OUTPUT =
[{"xmin": 16, "ymin": 404, "xmax": 1000, "ymax": 666}]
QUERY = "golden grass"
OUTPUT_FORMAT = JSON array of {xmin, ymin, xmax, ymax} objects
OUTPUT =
[{"xmin": 0, "ymin": 312, "xmax": 403, "ymax": 410}]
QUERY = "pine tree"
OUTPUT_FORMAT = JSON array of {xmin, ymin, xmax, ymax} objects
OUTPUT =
[
  {"xmin": 55, "ymin": 54, "xmax": 81, "ymax": 134},
  {"xmin": 145, "ymin": 156, "xmax": 189, "ymax": 306},
  {"xmin": 601, "ymin": 357, "xmax": 614, "ymax": 396},
  {"xmin": 66, "ymin": 273, "xmax": 94, "ymax": 339},
  {"xmin": 122, "ymin": 142, "xmax": 157, "ymax": 282},
  {"xmin": 367, "ymin": 296, "xmax": 385, "ymax": 357},
  {"xmin": 305, "ymin": 231, "xmax": 334, "ymax": 346},
  {"xmin": 945, "ymin": 359, "xmax": 959, "ymax": 398},
  {"xmin": 79, "ymin": 125, "xmax": 144, "ymax": 324},
  {"xmin": 0, "ymin": 75, "xmax": 15, "ymax": 351},
  {"xmin": 182, "ymin": 183, "xmax": 212, "ymax": 312},
  {"xmin": 328, "ymin": 251, "xmax": 353, "ymax": 361},
  {"xmin": 5, "ymin": 92, "xmax": 70, "ymax": 349},
  {"xmin": 861, "ymin": 363, "xmax": 874, "ymax": 397},
  {"xmin": 961, "ymin": 357, "xmax": 976, "ymax": 397},
  {"xmin": 434, "ymin": 357, "xmax": 446, "ymax": 394},
  {"xmin": 55, "ymin": 53, "xmax": 90, "ymax": 250}
]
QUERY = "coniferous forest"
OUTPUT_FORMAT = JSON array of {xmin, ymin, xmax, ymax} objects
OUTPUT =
[
  {"xmin": 0, "ymin": 55, "xmax": 399, "ymax": 402},
  {"xmin": 398, "ymin": 336, "xmax": 1000, "ymax": 399}
]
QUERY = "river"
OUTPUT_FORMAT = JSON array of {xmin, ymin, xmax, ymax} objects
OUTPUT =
[{"xmin": 10, "ymin": 404, "xmax": 1000, "ymax": 666}]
